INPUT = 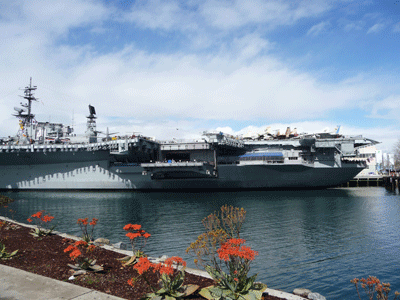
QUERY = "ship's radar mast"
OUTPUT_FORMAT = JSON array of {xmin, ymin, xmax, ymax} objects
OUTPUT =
[{"xmin": 14, "ymin": 78, "xmax": 38, "ymax": 143}]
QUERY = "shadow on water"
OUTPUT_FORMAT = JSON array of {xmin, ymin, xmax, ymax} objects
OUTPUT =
[{"xmin": 1, "ymin": 187, "xmax": 400, "ymax": 299}]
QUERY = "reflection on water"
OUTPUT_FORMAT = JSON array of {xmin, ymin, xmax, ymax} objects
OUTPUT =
[{"xmin": 1, "ymin": 188, "xmax": 400, "ymax": 299}]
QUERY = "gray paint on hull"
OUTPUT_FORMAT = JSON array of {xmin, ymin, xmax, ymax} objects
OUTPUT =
[{"xmin": 0, "ymin": 161, "xmax": 363, "ymax": 190}]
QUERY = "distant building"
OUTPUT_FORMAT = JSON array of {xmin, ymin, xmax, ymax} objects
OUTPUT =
[
  {"xmin": 376, "ymin": 150, "xmax": 382, "ymax": 165},
  {"xmin": 357, "ymin": 145, "xmax": 377, "ymax": 176}
]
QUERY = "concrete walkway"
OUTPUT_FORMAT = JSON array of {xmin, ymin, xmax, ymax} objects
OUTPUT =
[
  {"xmin": 0, "ymin": 263, "xmax": 305, "ymax": 300},
  {"xmin": 0, "ymin": 264, "xmax": 125, "ymax": 300}
]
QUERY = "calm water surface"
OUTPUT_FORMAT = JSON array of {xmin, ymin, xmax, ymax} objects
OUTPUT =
[{"xmin": 1, "ymin": 187, "xmax": 400, "ymax": 299}]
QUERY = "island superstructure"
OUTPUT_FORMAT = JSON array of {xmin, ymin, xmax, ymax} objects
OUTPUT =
[{"xmin": 0, "ymin": 79, "xmax": 377, "ymax": 190}]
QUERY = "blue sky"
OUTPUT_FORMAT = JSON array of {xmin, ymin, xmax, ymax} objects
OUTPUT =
[{"xmin": 1, "ymin": 0, "xmax": 400, "ymax": 151}]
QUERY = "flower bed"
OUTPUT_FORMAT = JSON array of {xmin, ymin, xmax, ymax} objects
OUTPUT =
[
  {"xmin": 0, "ymin": 220, "xmax": 216, "ymax": 299},
  {"xmin": 0, "ymin": 218, "xmax": 289, "ymax": 300},
  {"xmin": 1, "ymin": 201, "xmax": 311, "ymax": 300}
]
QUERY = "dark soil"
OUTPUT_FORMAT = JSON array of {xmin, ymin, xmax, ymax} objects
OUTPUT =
[
  {"xmin": 0, "ymin": 220, "xmax": 287, "ymax": 300},
  {"xmin": 0, "ymin": 195, "xmax": 14, "ymax": 206}
]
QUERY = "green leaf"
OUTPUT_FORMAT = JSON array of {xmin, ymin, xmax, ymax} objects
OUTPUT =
[
  {"xmin": 205, "ymin": 265, "xmax": 223, "ymax": 280},
  {"xmin": 252, "ymin": 283, "xmax": 267, "ymax": 291},
  {"xmin": 224, "ymin": 279, "xmax": 236, "ymax": 293},
  {"xmin": 170, "ymin": 271, "xmax": 184, "ymax": 289},
  {"xmin": 209, "ymin": 286, "xmax": 225, "ymax": 298},
  {"xmin": 199, "ymin": 286, "xmax": 217, "ymax": 300},
  {"xmin": 116, "ymin": 255, "xmax": 133, "ymax": 262},
  {"xmin": 142, "ymin": 293, "xmax": 162, "ymax": 300},
  {"xmin": 181, "ymin": 284, "xmax": 199, "ymax": 296},
  {"xmin": 243, "ymin": 274, "xmax": 257, "ymax": 292},
  {"xmin": 123, "ymin": 255, "xmax": 137, "ymax": 266},
  {"xmin": 241, "ymin": 289, "xmax": 264, "ymax": 300},
  {"xmin": 173, "ymin": 292, "xmax": 184, "ymax": 298},
  {"xmin": 156, "ymin": 287, "xmax": 167, "ymax": 294}
]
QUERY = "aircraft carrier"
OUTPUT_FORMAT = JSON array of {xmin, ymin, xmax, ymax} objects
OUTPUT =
[{"xmin": 0, "ymin": 79, "xmax": 377, "ymax": 190}]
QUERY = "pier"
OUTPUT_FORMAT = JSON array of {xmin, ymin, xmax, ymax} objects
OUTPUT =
[
  {"xmin": 340, "ymin": 174, "xmax": 400, "ymax": 193},
  {"xmin": 340, "ymin": 175, "xmax": 383, "ymax": 187},
  {"xmin": 382, "ymin": 174, "xmax": 400, "ymax": 192}
]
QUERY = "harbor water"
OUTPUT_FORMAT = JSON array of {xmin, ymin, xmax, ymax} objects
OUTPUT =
[{"xmin": 1, "ymin": 187, "xmax": 400, "ymax": 299}]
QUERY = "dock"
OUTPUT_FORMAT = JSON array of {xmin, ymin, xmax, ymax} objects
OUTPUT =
[
  {"xmin": 381, "ymin": 174, "xmax": 400, "ymax": 192},
  {"xmin": 340, "ymin": 175, "xmax": 383, "ymax": 187},
  {"xmin": 340, "ymin": 174, "xmax": 400, "ymax": 193}
]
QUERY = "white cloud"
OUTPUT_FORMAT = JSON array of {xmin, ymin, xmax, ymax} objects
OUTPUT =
[
  {"xmin": 122, "ymin": 0, "xmax": 332, "ymax": 32},
  {"xmin": 367, "ymin": 23, "xmax": 385, "ymax": 34},
  {"xmin": 0, "ymin": 42, "xmax": 381, "ymax": 127},
  {"xmin": 0, "ymin": 0, "xmax": 111, "ymax": 37},
  {"xmin": 76, "ymin": 48, "xmax": 377, "ymax": 122},
  {"xmin": 307, "ymin": 21, "xmax": 330, "ymax": 36},
  {"xmin": 231, "ymin": 33, "xmax": 274, "ymax": 59},
  {"xmin": 124, "ymin": 0, "xmax": 198, "ymax": 31},
  {"xmin": 200, "ymin": 0, "xmax": 332, "ymax": 30},
  {"xmin": 342, "ymin": 21, "xmax": 364, "ymax": 31},
  {"xmin": 393, "ymin": 22, "xmax": 400, "ymax": 33},
  {"xmin": 368, "ymin": 95, "xmax": 400, "ymax": 120}
]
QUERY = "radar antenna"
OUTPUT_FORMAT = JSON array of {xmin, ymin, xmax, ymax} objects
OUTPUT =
[
  {"xmin": 86, "ymin": 104, "xmax": 98, "ymax": 143},
  {"xmin": 14, "ymin": 78, "xmax": 38, "ymax": 143}
]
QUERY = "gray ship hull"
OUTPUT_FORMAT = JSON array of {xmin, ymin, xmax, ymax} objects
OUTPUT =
[{"xmin": 0, "ymin": 160, "xmax": 363, "ymax": 190}]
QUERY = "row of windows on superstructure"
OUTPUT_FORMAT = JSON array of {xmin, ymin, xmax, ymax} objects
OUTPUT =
[
  {"xmin": 240, "ymin": 156, "xmax": 283, "ymax": 161},
  {"xmin": 358, "ymin": 153, "xmax": 376, "ymax": 158}
]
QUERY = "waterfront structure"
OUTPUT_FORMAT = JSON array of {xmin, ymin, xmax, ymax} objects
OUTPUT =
[
  {"xmin": 356, "ymin": 145, "xmax": 378, "ymax": 176},
  {"xmin": 0, "ymin": 80, "xmax": 378, "ymax": 190}
]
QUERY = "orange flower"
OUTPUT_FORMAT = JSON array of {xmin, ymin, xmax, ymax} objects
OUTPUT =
[
  {"xmin": 31, "ymin": 211, "xmax": 43, "ymax": 219},
  {"xmin": 165, "ymin": 256, "xmax": 186, "ymax": 267},
  {"xmin": 127, "ymin": 278, "xmax": 134, "ymax": 287},
  {"xmin": 132, "ymin": 224, "xmax": 141, "ymax": 230},
  {"xmin": 87, "ymin": 245, "xmax": 96, "ymax": 252},
  {"xmin": 134, "ymin": 257, "xmax": 153, "ymax": 275},
  {"xmin": 64, "ymin": 244, "xmax": 82, "ymax": 260},
  {"xmin": 64, "ymin": 245, "xmax": 76, "ymax": 253},
  {"xmin": 154, "ymin": 263, "xmax": 174, "ymax": 275},
  {"xmin": 123, "ymin": 224, "xmax": 142, "ymax": 231},
  {"xmin": 69, "ymin": 248, "xmax": 81, "ymax": 260},
  {"xmin": 126, "ymin": 232, "xmax": 141, "ymax": 240},
  {"xmin": 77, "ymin": 218, "xmax": 89, "ymax": 225},
  {"xmin": 27, "ymin": 218, "xmax": 32, "ymax": 223},
  {"xmin": 42, "ymin": 215, "xmax": 54, "ymax": 223},
  {"xmin": 89, "ymin": 218, "xmax": 98, "ymax": 226},
  {"xmin": 217, "ymin": 239, "xmax": 258, "ymax": 261},
  {"xmin": 228, "ymin": 238, "xmax": 246, "ymax": 246},
  {"xmin": 74, "ymin": 240, "xmax": 88, "ymax": 247},
  {"xmin": 152, "ymin": 256, "xmax": 186, "ymax": 276},
  {"xmin": 143, "ymin": 232, "xmax": 151, "ymax": 239}
]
